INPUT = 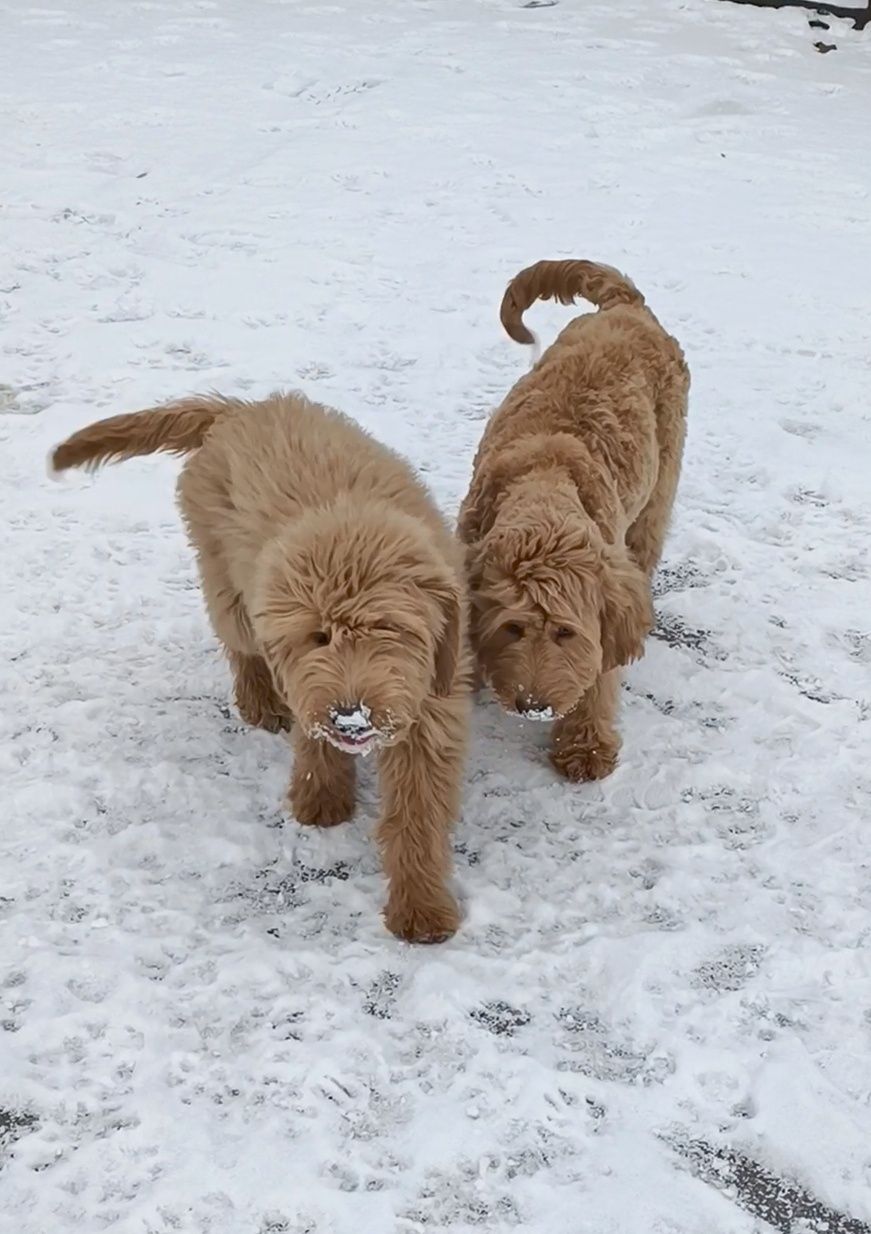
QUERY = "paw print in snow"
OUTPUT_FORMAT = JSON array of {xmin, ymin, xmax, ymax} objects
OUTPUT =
[{"xmin": 470, "ymin": 999, "xmax": 531, "ymax": 1037}]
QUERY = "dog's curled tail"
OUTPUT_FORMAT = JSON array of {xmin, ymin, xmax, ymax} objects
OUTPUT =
[
  {"xmin": 500, "ymin": 259, "xmax": 645, "ymax": 346},
  {"xmin": 50, "ymin": 395, "xmax": 229, "ymax": 476}
]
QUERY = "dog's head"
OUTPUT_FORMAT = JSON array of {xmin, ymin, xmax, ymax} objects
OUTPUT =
[
  {"xmin": 252, "ymin": 504, "xmax": 462, "ymax": 756},
  {"xmin": 469, "ymin": 509, "xmax": 651, "ymax": 721}
]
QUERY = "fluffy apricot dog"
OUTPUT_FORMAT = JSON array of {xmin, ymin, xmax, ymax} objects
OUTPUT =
[
  {"xmin": 458, "ymin": 259, "xmax": 690, "ymax": 783},
  {"xmin": 51, "ymin": 392, "xmax": 470, "ymax": 943}
]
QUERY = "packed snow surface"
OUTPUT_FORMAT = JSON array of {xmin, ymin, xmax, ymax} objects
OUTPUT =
[{"xmin": 2, "ymin": 0, "xmax": 870, "ymax": 1231}]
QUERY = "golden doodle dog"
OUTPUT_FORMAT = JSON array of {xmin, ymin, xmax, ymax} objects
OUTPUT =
[
  {"xmin": 458, "ymin": 259, "xmax": 690, "ymax": 783},
  {"xmin": 51, "ymin": 392, "xmax": 470, "ymax": 944}
]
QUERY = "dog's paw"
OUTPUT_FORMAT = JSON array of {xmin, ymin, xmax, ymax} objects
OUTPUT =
[
  {"xmin": 384, "ymin": 891, "xmax": 460, "ymax": 944},
  {"xmin": 289, "ymin": 776, "xmax": 355, "ymax": 827},
  {"xmin": 551, "ymin": 741, "xmax": 619, "ymax": 783}
]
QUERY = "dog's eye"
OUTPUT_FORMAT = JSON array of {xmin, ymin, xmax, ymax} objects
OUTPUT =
[
  {"xmin": 554, "ymin": 626, "xmax": 575, "ymax": 642},
  {"xmin": 312, "ymin": 630, "xmax": 330, "ymax": 646},
  {"xmin": 504, "ymin": 622, "xmax": 525, "ymax": 640}
]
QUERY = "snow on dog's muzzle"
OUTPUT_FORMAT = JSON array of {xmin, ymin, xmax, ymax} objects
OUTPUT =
[{"xmin": 324, "ymin": 703, "xmax": 381, "ymax": 756}]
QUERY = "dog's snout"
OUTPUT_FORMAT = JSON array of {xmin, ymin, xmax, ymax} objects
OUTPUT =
[
  {"xmin": 514, "ymin": 693, "xmax": 555, "ymax": 722},
  {"xmin": 329, "ymin": 702, "xmax": 373, "ymax": 733},
  {"xmin": 324, "ymin": 701, "xmax": 381, "ymax": 754}
]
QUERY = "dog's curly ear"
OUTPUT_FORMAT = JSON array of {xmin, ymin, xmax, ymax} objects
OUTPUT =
[
  {"xmin": 599, "ymin": 546, "xmax": 653, "ymax": 671},
  {"xmin": 431, "ymin": 578, "xmax": 463, "ymax": 698}
]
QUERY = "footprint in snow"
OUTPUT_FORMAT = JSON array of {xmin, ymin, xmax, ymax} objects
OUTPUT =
[
  {"xmin": 470, "ymin": 1000, "xmax": 532, "ymax": 1037},
  {"xmin": 693, "ymin": 944, "xmax": 764, "ymax": 994}
]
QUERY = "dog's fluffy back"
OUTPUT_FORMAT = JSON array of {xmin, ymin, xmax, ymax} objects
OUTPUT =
[{"xmin": 177, "ymin": 392, "xmax": 461, "ymax": 599}]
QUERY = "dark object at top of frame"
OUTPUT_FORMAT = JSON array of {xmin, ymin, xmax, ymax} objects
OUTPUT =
[{"xmin": 720, "ymin": 0, "xmax": 869, "ymax": 30}]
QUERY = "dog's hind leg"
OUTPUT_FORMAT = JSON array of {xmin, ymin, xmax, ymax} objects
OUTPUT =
[
  {"xmin": 178, "ymin": 464, "xmax": 289, "ymax": 731},
  {"xmin": 289, "ymin": 732, "xmax": 356, "ymax": 827},
  {"xmin": 626, "ymin": 370, "xmax": 688, "ymax": 577},
  {"xmin": 376, "ymin": 695, "xmax": 465, "ymax": 944},
  {"xmin": 550, "ymin": 670, "xmax": 621, "ymax": 783},
  {"xmin": 188, "ymin": 527, "xmax": 290, "ymax": 732},
  {"xmin": 229, "ymin": 650, "xmax": 292, "ymax": 733},
  {"xmin": 212, "ymin": 587, "xmax": 290, "ymax": 733},
  {"xmin": 625, "ymin": 454, "xmax": 681, "ymax": 578}
]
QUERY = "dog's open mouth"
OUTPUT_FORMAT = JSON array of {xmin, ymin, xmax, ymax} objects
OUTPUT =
[
  {"xmin": 318, "ymin": 703, "xmax": 385, "ymax": 756},
  {"xmin": 514, "ymin": 705, "xmax": 558, "ymax": 722},
  {"xmin": 307, "ymin": 706, "xmax": 403, "ymax": 757},
  {"xmin": 326, "ymin": 729, "xmax": 380, "ymax": 756}
]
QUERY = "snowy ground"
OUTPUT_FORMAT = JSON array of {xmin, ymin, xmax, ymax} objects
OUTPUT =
[{"xmin": 2, "ymin": 0, "xmax": 871, "ymax": 1230}]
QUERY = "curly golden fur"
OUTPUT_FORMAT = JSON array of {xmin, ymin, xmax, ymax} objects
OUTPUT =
[
  {"xmin": 51, "ymin": 391, "xmax": 471, "ymax": 943},
  {"xmin": 458, "ymin": 259, "xmax": 690, "ymax": 782}
]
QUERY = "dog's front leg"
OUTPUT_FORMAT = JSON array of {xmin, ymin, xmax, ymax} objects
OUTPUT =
[
  {"xmin": 376, "ymin": 696, "xmax": 466, "ymax": 944},
  {"xmin": 550, "ymin": 670, "xmax": 621, "ymax": 783},
  {"xmin": 289, "ymin": 732, "xmax": 357, "ymax": 827}
]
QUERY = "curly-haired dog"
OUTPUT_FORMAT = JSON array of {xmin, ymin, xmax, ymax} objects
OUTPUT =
[
  {"xmin": 458, "ymin": 259, "xmax": 689, "ymax": 783},
  {"xmin": 51, "ymin": 392, "xmax": 470, "ymax": 943}
]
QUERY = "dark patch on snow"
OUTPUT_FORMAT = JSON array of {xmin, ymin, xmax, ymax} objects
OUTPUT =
[
  {"xmin": 651, "ymin": 612, "xmax": 721, "ymax": 659},
  {"xmin": 671, "ymin": 1135, "xmax": 871, "ymax": 1234},
  {"xmin": 645, "ymin": 904, "xmax": 684, "ymax": 931},
  {"xmin": 779, "ymin": 669, "xmax": 838, "ymax": 705},
  {"xmin": 403, "ymin": 1164, "xmax": 521, "ymax": 1228},
  {"xmin": 789, "ymin": 486, "xmax": 828, "ymax": 507},
  {"xmin": 639, "ymin": 690, "xmax": 676, "ymax": 716},
  {"xmin": 629, "ymin": 685, "xmax": 729, "ymax": 731},
  {"xmin": 693, "ymin": 944, "xmax": 764, "ymax": 993},
  {"xmin": 246, "ymin": 860, "xmax": 353, "ymax": 919},
  {"xmin": 652, "ymin": 560, "xmax": 707, "ymax": 597},
  {"xmin": 0, "ymin": 1107, "xmax": 38, "ymax": 1154},
  {"xmin": 470, "ymin": 1000, "xmax": 532, "ymax": 1037},
  {"xmin": 454, "ymin": 840, "xmax": 481, "ymax": 866},
  {"xmin": 683, "ymin": 785, "xmax": 769, "ymax": 848},
  {"xmin": 554, "ymin": 1008, "xmax": 673, "ymax": 1084},
  {"xmin": 629, "ymin": 858, "xmax": 661, "ymax": 890},
  {"xmin": 260, "ymin": 1212, "xmax": 318, "ymax": 1234},
  {"xmin": 362, "ymin": 971, "xmax": 401, "ymax": 1019},
  {"xmin": 842, "ymin": 630, "xmax": 871, "ymax": 664},
  {"xmin": 297, "ymin": 861, "xmax": 351, "ymax": 884},
  {"xmin": 821, "ymin": 552, "xmax": 868, "ymax": 581},
  {"xmin": 270, "ymin": 1010, "xmax": 303, "ymax": 1041},
  {"xmin": 586, "ymin": 1096, "xmax": 606, "ymax": 1127}
]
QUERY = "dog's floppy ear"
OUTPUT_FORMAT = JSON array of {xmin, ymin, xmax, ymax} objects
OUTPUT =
[
  {"xmin": 430, "ymin": 577, "xmax": 463, "ymax": 698},
  {"xmin": 598, "ymin": 546, "xmax": 653, "ymax": 670}
]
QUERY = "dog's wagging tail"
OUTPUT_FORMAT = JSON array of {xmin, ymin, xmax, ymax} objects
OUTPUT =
[
  {"xmin": 50, "ymin": 396, "xmax": 229, "ymax": 474},
  {"xmin": 500, "ymin": 258, "xmax": 645, "ymax": 346}
]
